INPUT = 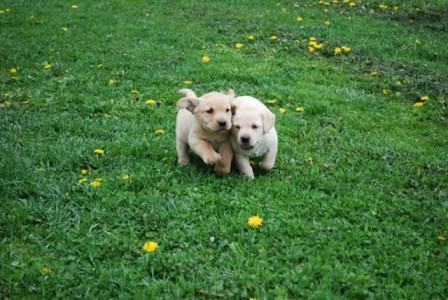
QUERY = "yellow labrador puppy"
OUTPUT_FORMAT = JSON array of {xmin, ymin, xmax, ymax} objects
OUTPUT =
[
  {"xmin": 176, "ymin": 88, "xmax": 234, "ymax": 175},
  {"xmin": 231, "ymin": 96, "xmax": 277, "ymax": 178}
]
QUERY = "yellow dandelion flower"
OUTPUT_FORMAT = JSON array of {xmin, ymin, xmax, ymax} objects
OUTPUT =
[
  {"xmin": 94, "ymin": 149, "xmax": 105, "ymax": 155},
  {"xmin": 341, "ymin": 46, "xmax": 351, "ymax": 53},
  {"xmin": 71, "ymin": 4, "xmax": 78, "ymax": 9},
  {"xmin": 5, "ymin": 8, "xmax": 11, "ymax": 12},
  {"xmin": 61, "ymin": 27, "xmax": 68, "ymax": 32},
  {"xmin": 44, "ymin": 64, "xmax": 52, "ymax": 70},
  {"xmin": 378, "ymin": 4, "xmax": 388, "ymax": 9},
  {"xmin": 248, "ymin": 215, "xmax": 263, "ymax": 229},
  {"xmin": 349, "ymin": 1, "xmax": 356, "ymax": 7},
  {"xmin": 324, "ymin": 20, "xmax": 331, "ymax": 26},
  {"xmin": 235, "ymin": 43, "xmax": 244, "ymax": 49},
  {"xmin": 296, "ymin": 16, "xmax": 303, "ymax": 22},
  {"xmin": 334, "ymin": 47, "xmax": 342, "ymax": 55},
  {"xmin": 90, "ymin": 180, "xmax": 101, "ymax": 188},
  {"xmin": 306, "ymin": 156, "xmax": 313, "ymax": 164},
  {"xmin": 78, "ymin": 178, "xmax": 87, "ymax": 184},
  {"xmin": 247, "ymin": 34, "xmax": 255, "ymax": 41},
  {"xmin": 295, "ymin": 107, "xmax": 304, "ymax": 112},
  {"xmin": 42, "ymin": 267, "xmax": 52, "ymax": 274},
  {"xmin": 0, "ymin": 9, "xmax": 4, "ymax": 14},
  {"xmin": 130, "ymin": 89, "xmax": 139, "ymax": 95},
  {"xmin": 96, "ymin": 64, "xmax": 103, "ymax": 68},
  {"xmin": 9, "ymin": 67, "xmax": 17, "ymax": 75},
  {"xmin": 142, "ymin": 241, "xmax": 158, "ymax": 253},
  {"xmin": 308, "ymin": 46, "xmax": 315, "ymax": 53},
  {"xmin": 145, "ymin": 99, "xmax": 156, "ymax": 105},
  {"xmin": 309, "ymin": 36, "xmax": 317, "ymax": 42},
  {"xmin": 270, "ymin": 35, "xmax": 278, "ymax": 41},
  {"xmin": 393, "ymin": 6, "xmax": 399, "ymax": 12},
  {"xmin": 436, "ymin": 235, "xmax": 446, "ymax": 241},
  {"xmin": 81, "ymin": 169, "xmax": 88, "ymax": 175},
  {"xmin": 122, "ymin": 174, "xmax": 130, "ymax": 181},
  {"xmin": 314, "ymin": 43, "xmax": 324, "ymax": 49},
  {"xmin": 279, "ymin": 107, "xmax": 286, "ymax": 114},
  {"xmin": 369, "ymin": 71, "xmax": 378, "ymax": 76},
  {"xmin": 183, "ymin": 80, "xmax": 192, "ymax": 85},
  {"xmin": 155, "ymin": 129, "xmax": 165, "ymax": 136},
  {"xmin": 382, "ymin": 89, "xmax": 389, "ymax": 96},
  {"xmin": 420, "ymin": 96, "xmax": 429, "ymax": 101},
  {"xmin": 267, "ymin": 99, "xmax": 277, "ymax": 105},
  {"xmin": 414, "ymin": 102, "xmax": 423, "ymax": 107},
  {"xmin": 202, "ymin": 55, "xmax": 210, "ymax": 63},
  {"xmin": 108, "ymin": 79, "xmax": 117, "ymax": 85}
]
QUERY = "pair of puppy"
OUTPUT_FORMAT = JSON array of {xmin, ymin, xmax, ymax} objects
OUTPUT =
[{"xmin": 176, "ymin": 88, "xmax": 277, "ymax": 178}]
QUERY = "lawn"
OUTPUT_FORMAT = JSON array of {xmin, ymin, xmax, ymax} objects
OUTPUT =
[{"xmin": 1, "ymin": 0, "xmax": 447, "ymax": 298}]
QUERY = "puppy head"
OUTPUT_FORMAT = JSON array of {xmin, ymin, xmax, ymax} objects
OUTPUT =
[
  {"xmin": 177, "ymin": 89, "xmax": 234, "ymax": 132},
  {"xmin": 232, "ymin": 106, "xmax": 275, "ymax": 150}
]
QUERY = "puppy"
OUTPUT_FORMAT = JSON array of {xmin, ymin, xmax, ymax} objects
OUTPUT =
[
  {"xmin": 230, "ymin": 96, "xmax": 278, "ymax": 178},
  {"xmin": 176, "ymin": 88, "xmax": 234, "ymax": 175}
]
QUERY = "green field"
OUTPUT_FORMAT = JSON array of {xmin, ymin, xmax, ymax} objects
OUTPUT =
[{"xmin": 1, "ymin": 0, "xmax": 447, "ymax": 298}]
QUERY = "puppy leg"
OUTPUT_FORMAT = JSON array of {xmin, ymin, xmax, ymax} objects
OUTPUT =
[
  {"xmin": 189, "ymin": 137, "xmax": 221, "ymax": 165},
  {"xmin": 260, "ymin": 148, "xmax": 277, "ymax": 171},
  {"xmin": 214, "ymin": 141, "xmax": 233, "ymax": 175},
  {"xmin": 235, "ymin": 154, "xmax": 254, "ymax": 179},
  {"xmin": 176, "ymin": 139, "xmax": 190, "ymax": 166}
]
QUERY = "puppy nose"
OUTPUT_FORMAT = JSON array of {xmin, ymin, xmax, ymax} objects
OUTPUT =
[
  {"xmin": 218, "ymin": 121, "xmax": 227, "ymax": 128},
  {"xmin": 241, "ymin": 136, "xmax": 250, "ymax": 144}
]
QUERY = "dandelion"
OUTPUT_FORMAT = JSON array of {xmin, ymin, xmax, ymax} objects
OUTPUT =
[
  {"xmin": 382, "ymin": 89, "xmax": 389, "ymax": 96},
  {"xmin": 414, "ymin": 102, "xmax": 423, "ymax": 107},
  {"xmin": 349, "ymin": 1, "xmax": 356, "ymax": 7},
  {"xmin": 378, "ymin": 4, "xmax": 388, "ymax": 9},
  {"xmin": 436, "ymin": 236, "xmax": 446, "ymax": 241},
  {"xmin": 306, "ymin": 156, "xmax": 313, "ymax": 163},
  {"xmin": 324, "ymin": 20, "xmax": 331, "ymax": 26},
  {"xmin": 279, "ymin": 108, "xmax": 286, "ymax": 114},
  {"xmin": 9, "ymin": 67, "xmax": 17, "ymax": 75},
  {"xmin": 235, "ymin": 43, "xmax": 244, "ymax": 49},
  {"xmin": 90, "ymin": 180, "xmax": 101, "ymax": 188},
  {"xmin": 341, "ymin": 46, "xmax": 351, "ymax": 53},
  {"xmin": 94, "ymin": 149, "xmax": 105, "ymax": 155},
  {"xmin": 420, "ymin": 96, "xmax": 429, "ymax": 101},
  {"xmin": 295, "ymin": 107, "xmax": 304, "ymax": 112},
  {"xmin": 96, "ymin": 64, "xmax": 103, "ymax": 68},
  {"xmin": 334, "ymin": 47, "xmax": 342, "ymax": 55},
  {"xmin": 393, "ymin": 6, "xmax": 399, "ymax": 12},
  {"xmin": 71, "ymin": 4, "xmax": 78, "ymax": 9},
  {"xmin": 108, "ymin": 79, "xmax": 117, "ymax": 85},
  {"xmin": 270, "ymin": 35, "xmax": 278, "ymax": 41},
  {"xmin": 267, "ymin": 99, "xmax": 277, "ymax": 106},
  {"xmin": 122, "ymin": 174, "xmax": 130, "ymax": 181},
  {"xmin": 145, "ymin": 99, "xmax": 156, "ymax": 105},
  {"xmin": 308, "ymin": 46, "xmax": 315, "ymax": 53},
  {"xmin": 78, "ymin": 178, "xmax": 87, "ymax": 184},
  {"xmin": 44, "ymin": 64, "xmax": 52, "ymax": 70},
  {"xmin": 296, "ymin": 16, "xmax": 303, "ymax": 22},
  {"xmin": 202, "ymin": 55, "xmax": 210, "ymax": 63},
  {"xmin": 369, "ymin": 71, "xmax": 378, "ymax": 76},
  {"xmin": 42, "ymin": 267, "xmax": 52, "ymax": 274},
  {"xmin": 248, "ymin": 215, "xmax": 263, "ymax": 228},
  {"xmin": 183, "ymin": 80, "xmax": 192, "ymax": 85},
  {"xmin": 130, "ymin": 89, "xmax": 139, "ymax": 95},
  {"xmin": 155, "ymin": 129, "xmax": 165, "ymax": 136},
  {"xmin": 247, "ymin": 34, "xmax": 255, "ymax": 41},
  {"xmin": 142, "ymin": 241, "xmax": 158, "ymax": 253},
  {"xmin": 81, "ymin": 169, "xmax": 88, "ymax": 175},
  {"xmin": 61, "ymin": 27, "xmax": 68, "ymax": 32},
  {"xmin": 314, "ymin": 43, "xmax": 324, "ymax": 49},
  {"xmin": 309, "ymin": 37, "xmax": 317, "ymax": 42}
]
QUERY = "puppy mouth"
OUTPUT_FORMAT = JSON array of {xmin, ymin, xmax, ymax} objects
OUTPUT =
[{"xmin": 241, "ymin": 144, "xmax": 254, "ymax": 150}]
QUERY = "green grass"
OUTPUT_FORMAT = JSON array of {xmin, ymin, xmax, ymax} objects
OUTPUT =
[{"xmin": 1, "ymin": 0, "xmax": 448, "ymax": 298}]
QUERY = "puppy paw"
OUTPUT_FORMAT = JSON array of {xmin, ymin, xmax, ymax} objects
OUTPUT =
[
  {"xmin": 259, "ymin": 161, "xmax": 274, "ymax": 171},
  {"xmin": 214, "ymin": 164, "xmax": 231, "ymax": 176},
  {"xmin": 202, "ymin": 152, "xmax": 221, "ymax": 165},
  {"xmin": 178, "ymin": 158, "xmax": 190, "ymax": 166}
]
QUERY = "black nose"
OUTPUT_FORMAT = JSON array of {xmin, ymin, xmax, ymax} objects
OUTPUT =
[
  {"xmin": 218, "ymin": 121, "xmax": 227, "ymax": 128},
  {"xmin": 241, "ymin": 136, "xmax": 250, "ymax": 144}
]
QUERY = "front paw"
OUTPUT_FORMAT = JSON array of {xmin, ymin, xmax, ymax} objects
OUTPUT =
[
  {"xmin": 259, "ymin": 161, "xmax": 274, "ymax": 171},
  {"xmin": 202, "ymin": 152, "xmax": 221, "ymax": 165}
]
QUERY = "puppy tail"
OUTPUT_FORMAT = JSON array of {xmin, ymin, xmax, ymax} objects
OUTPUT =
[{"xmin": 179, "ymin": 88, "xmax": 197, "ymax": 99}]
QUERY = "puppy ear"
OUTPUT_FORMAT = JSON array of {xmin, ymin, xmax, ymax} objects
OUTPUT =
[
  {"xmin": 179, "ymin": 88, "xmax": 198, "ymax": 99},
  {"xmin": 177, "ymin": 97, "xmax": 200, "ymax": 113},
  {"xmin": 261, "ymin": 109, "xmax": 276, "ymax": 133},
  {"xmin": 226, "ymin": 89, "xmax": 235, "ymax": 97},
  {"xmin": 231, "ymin": 100, "xmax": 237, "ymax": 116}
]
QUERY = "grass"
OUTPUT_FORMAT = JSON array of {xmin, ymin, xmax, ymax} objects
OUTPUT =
[{"xmin": 1, "ymin": 0, "xmax": 447, "ymax": 298}]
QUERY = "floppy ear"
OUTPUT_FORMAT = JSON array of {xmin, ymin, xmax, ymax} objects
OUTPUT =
[
  {"xmin": 226, "ymin": 89, "xmax": 235, "ymax": 97},
  {"xmin": 230, "ymin": 99, "xmax": 237, "ymax": 116},
  {"xmin": 178, "ymin": 88, "xmax": 198, "ymax": 99},
  {"xmin": 261, "ymin": 109, "xmax": 276, "ymax": 133},
  {"xmin": 177, "ymin": 97, "xmax": 200, "ymax": 113}
]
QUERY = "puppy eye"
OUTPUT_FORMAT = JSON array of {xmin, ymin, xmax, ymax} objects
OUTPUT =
[
  {"xmin": 235, "ymin": 125, "xmax": 240, "ymax": 129},
  {"xmin": 226, "ymin": 108, "xmax": 230, "ymax": 112},
  {"xmin": 206, "ymin": 108, "xmax": 214, "ymax": 113},
  {"xmin": 252, "ymin": 125, "xmax": 258, "ymax": 129}
]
